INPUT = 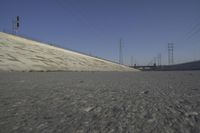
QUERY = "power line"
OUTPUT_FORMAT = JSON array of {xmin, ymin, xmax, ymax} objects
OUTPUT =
[
  {"xmin": 55, "ymin": 0, "xmax": 89, "ymax": 26},
  {"xmin": 186, "ymin": 27, "xmax": 200, "ymax": 40},
  {"xmin": 184, "ymin": 16, "xmax": 200, "ymax": 40},
  {"xmin": 55, "ymin": 0, "xmax": 105, "ymax": 37}
]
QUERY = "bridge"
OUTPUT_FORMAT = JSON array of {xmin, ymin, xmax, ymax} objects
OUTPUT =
[{"xmin": 130, "ymin": 64, "xmax": 160, "ymax": 71}]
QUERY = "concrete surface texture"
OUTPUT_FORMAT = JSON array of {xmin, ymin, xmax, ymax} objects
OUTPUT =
[
  {"xmin": 0, "ymin": 32, "xmax": 136, "ymax": 71},
  {"xmin": 0, "ymin": 71, "xmax": 200, "ymax": 133}
]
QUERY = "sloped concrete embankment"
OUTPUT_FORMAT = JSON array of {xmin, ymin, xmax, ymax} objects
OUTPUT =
[{"xmin": 0, "ymin": 32, "xmax": 137, "ymax": 72}]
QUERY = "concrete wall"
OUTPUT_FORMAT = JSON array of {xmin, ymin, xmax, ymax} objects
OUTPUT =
[{"xmin": 159, "ymin": 61, "xmax": 200, "ymax": 71}]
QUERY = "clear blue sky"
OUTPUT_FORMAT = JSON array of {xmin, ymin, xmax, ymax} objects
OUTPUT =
[{"xmin": 1, "ymin": 0, "xmax": 200, "ymax": 65}]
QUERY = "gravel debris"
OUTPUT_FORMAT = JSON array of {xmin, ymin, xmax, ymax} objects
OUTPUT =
[{"xmin": 0, "ymin": 71, "xmax": 200, "ymax": 133}]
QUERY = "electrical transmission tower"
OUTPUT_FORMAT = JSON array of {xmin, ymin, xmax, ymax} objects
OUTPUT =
[
  {"xmin": 157, "ymin": 54, "xmax": 162, "ymax": 66},
  {"xmin": 168, "ymin": 43, "xmax": 174, "ymax": 65},
  {"xmin": 119, "ymin": 38, "xmax": 123, "ymax": 64}
]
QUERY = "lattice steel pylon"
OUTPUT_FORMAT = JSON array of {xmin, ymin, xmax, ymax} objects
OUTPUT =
[
  {"xmin": 119, "ymin": 38, "xmax": 123, "ymax": 64},
  {"xmin": 168, "ymin": 43, "xmax": 174, "ymax": 65}
]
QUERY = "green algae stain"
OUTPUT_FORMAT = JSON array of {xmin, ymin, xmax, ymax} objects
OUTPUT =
[{"xmin": 0, "ymin": 42, "xmax": 8, "ymax": 45}]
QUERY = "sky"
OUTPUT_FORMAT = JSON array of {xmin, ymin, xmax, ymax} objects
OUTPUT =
[{"xmin": 0, "ymin": 0, "xmax": 200, "ymax": 65}]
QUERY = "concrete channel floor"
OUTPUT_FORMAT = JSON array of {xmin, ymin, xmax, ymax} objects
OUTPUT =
[{"xmin": 0, "ymin": 71, "xmax": 200, "ymax": 133}]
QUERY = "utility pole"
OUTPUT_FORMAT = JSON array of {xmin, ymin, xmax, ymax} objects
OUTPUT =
[
  {"xmin": 16, "ymin": 16, "xmax": 20, "ymax": 34},
  {"xmin": 154, "ymin": 57, "xmax": 157, "ymax": 66},
  {"xmin": 12, "ymin": 16, "xmax": 20, "ymax": 35},
  {"xmin": 131, "ymin": 56, "xmax": 133, "ymax": 66},
  {"xmin": 168, "ymin": 43, "xmax": 174, "ymax": 65},
  {"xmin": 119, "ymin": 38, "xmax": 123, "ymax": 64}
]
